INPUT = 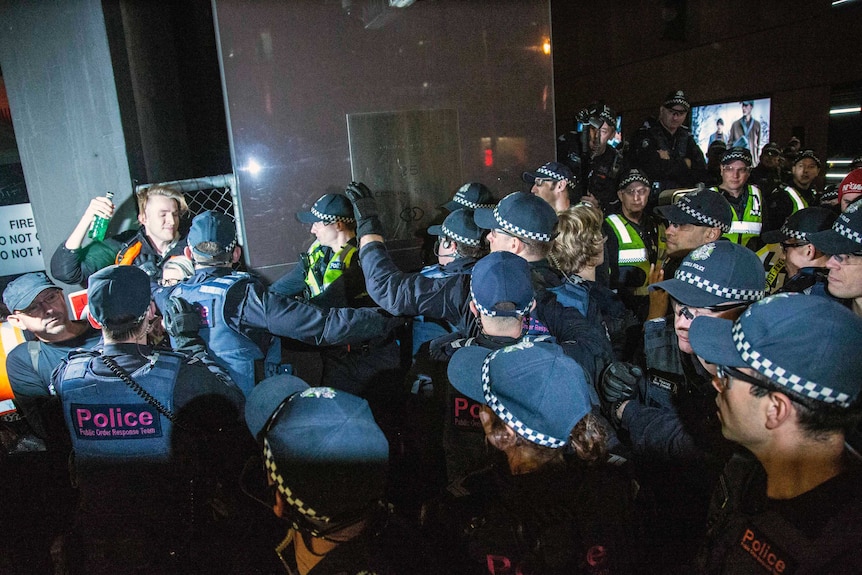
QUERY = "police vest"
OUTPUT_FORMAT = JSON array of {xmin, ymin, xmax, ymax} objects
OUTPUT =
[
  {"xmin": 606, "ymin": 214, "xmax": 652, "ymax": 295},
  {"xmin": 170, "ymin": 272, "xmax": 264, "ymax": 396},
  {"xmin": 303, "ymin": 241, "xmax": 357, "ymax": 298},
  {"xmin": 58, "ymin": 351, "xmax": 182, "ymax": 466},
  {"xmin": 781, "ymin": 185, "xmax": 808, "ymax": 214},
  {"xmin": 718, "ymin": 185, "xmax": 762, "ymax": 247}
]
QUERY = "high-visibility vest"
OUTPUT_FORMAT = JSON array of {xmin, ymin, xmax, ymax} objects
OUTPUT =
[
  {"xmin": 303, "ymin": 241, "xmax": 357, "ymax": 298},
  {"xmin": 606, "ymin": 214, "xmax": 652, "ymax": 295},
  {"xmin": 719, "ymin": 185, "xmax": 763, "ymax": 247}
]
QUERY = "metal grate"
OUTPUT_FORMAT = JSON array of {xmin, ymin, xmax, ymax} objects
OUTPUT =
[{"xmin": 135, "ymin": 174, "xmax": 242, "ymax": 239}]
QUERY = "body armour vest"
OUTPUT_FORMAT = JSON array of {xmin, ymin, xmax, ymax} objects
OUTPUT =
[
  {"xmin": 59, "ymin": 351, "xmax": 182, "ymax": 466},
  {"xmin": 171, "ymin": 272, "xmax": 264, "ymax": 396},
  {"xmin": 303, "ymin": 241, "xmax": 357, "ymax": 298}
]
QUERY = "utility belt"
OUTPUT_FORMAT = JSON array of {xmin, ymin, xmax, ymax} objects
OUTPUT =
[{"xmin": 330, "ymin": 332, "xmax": 397, "ymax": 356}]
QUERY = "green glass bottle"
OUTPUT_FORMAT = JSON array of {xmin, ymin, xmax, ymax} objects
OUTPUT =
[{"xmin": 88, "ymin": 191, "xmax": 114, "ymax": 241}]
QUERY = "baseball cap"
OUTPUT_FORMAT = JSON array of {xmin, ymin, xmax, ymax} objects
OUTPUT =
[
  {"xmin": 187, "ymin": 210, "xmax": 237, "ymax": 257},
  {"xmin": 650, "ymin": 241, "xmax": 765, "ymax": 308},
  {"xmin": 760, "ymin": 207, "xmax": 837, "ymax": 245},
  {"xmin": 852, "ymin": 155, "xmax": 862, "ymax": 170},
  {"xmin": 87, "ymin": 265, "xmax": 152, "ymax": 327},
  {"xmin": 792, "ymin": 149, "xmax": 821, "ymax": 168},
  {"xmin": 296, "ymin": 194, "xmax": 355, "ymax": 224},
  {"xmin": 690, "ymin": 293, "xmax": 862, "ymax": 409},
  {"xmin": 662, "ymin": 90, "xmax": 690, "ymax": 111},
  {"xmin": 474, "ymin": 192, "xmax": 558, "ymax": 243},
  {"xmin": 836, "ymin": 168, "xmax": 862, "ymax": 207},
  {"xmin": 245, "ymin": 375, "xmax": 389, "ymax": 524},
  {"xmin": 442, "ymin": 182, "xmax": 496, "ymax": 212},
  {"xmin": 521, "ymin": 162, "xmax": 574, "ymax": 186},
  {"xmin": 761, "ymin": 142, "xmax": 782, "ymax": 156},
  {"xmin": 708, "ymin": 140, "xmax": 727, "ymax": 154},
  {"xmin": 618, "ymin": 168, "xmax": 651, "ymax": 191},
  {"xmin": 721, "ymin": 146, "xmax": 753, "ymax": 167},
  {"xmin": 819, "ymin": 184, "xmax": 839, "ymax": 204},
  {"xmin": 427, "ymin": 209, "xmax": 483, "ymax": 247},
  {"xmin": 654, "ymin": 189, "xmax": 733, "ymax": 232},
  {"xmin": 3, "ymin": 272, "xmax": 59, "ymax": 313},
  {"xmin": 447, "ymin": 341, "xmax": 592, "ymax": 448},
  {"xmin": 809, "ymin": 198, "xmax": 862, "ymax": 255},
  {"xmin": 469, "ymin": 251, "xmax": 534, "ymax": 317}
]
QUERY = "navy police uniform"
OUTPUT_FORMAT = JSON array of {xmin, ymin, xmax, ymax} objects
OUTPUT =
[
  {"xmin": 53, "ymin": 342, "xmax": 245, "ymax": 574},
  {"xmin": 156, "ymin": 266, "xmax": 395, "ymax": 397}
]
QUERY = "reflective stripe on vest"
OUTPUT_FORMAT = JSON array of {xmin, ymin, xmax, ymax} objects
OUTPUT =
[
  {"xmin": 606, "ymin": 214, "xmax": 651, "ymax": 285},
  {"xmin": 59, "ymin": 352, "xmax": 182, "ymax": 465},
  {"xmin": 784, "ymin": 186, "xmax": 808, "ymax": 213},
  {"xmin": 720, "ymin": 185, "xmax": 763, "ymax": 246},
  {"xmin": 304, "ymin": 241, "xmax": 357, "ymax": 298}
]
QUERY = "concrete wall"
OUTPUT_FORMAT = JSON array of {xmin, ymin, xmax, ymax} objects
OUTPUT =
[{"xmin": 0, "ymin": 0, "xmax": 136, "ymax": 284}]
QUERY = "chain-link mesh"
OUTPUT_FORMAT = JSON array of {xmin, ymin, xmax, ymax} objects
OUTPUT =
[{"xmin": 135, "ymin": 173, "xmax": 239, "ymax": 225}]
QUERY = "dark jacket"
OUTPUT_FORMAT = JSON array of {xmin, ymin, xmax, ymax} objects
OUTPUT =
[{"xmin": 51, "ymin": 227, "xmax": 186, "ymax": 286}]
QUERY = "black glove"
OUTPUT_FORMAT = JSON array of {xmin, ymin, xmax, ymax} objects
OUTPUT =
[
  {"xmin": 345, "ymin": 181, "xmax": 385, "ymax": 238},
  {"xmin": 163, "ymin": 296, "xmax": 202, "ymax": 348},
  {"xmin": 598, "ymin": 362, "xmax": 643, "ymax": 426}
]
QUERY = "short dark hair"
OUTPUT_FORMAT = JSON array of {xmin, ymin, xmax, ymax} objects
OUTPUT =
[
  {"xmin": 452, "ymin": 237, "xmax": 489, "ymax": 260},
  {"xmin": 102, "ymin": 314, "xmax": 148, "ymax": 342},
  {"xmin": 747, "ymin": 373, "xmax": 862, "ymax": 438},
  {"xmin": 191, "ymin": 241, "xmax": 233, "ymax": 264}
]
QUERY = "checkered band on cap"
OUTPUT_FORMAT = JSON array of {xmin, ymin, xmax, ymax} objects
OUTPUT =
[
  {"xmin": 454, "ymin": 184, "xmax": 495, "ymax": 210},
  {"xmin": 618, "ymin": 169, "xmax": 651, "ymax": 191},
  {"xmin": 493, "ymin": 203, "xmax": 554, "ymax": 242},
  {"xmin": 263, "ymin": 438, "xmax": 331, "ymax": 524},
  {"xmin": 535, "ymin": 165, "xmax": 569, "ymax": 184},
  {"xmin": 674, "ymin": 270, "xmax": 765, "ymax": 301},
  {"xmin": 310, "ymin": 205, "xmax": 354, "ymax": 224},
  {"xmin": 442, "ymin": 222, "xmax": 481, "ymax": 247},
  {"xmin": 779, "ymin": 223, "xmax": 808, "ymax": 241},
  {"xmin": 832, "ymin": 215, "xmax": 862, "ymax": 247},
  {"xmin": 469, "ymin": 282, "xmax": 533, "ymax": 318},
  {"xmin": 480, "ymin": 349, "xmax": 567, "ymax": 449},
  {"xmin": 721, "ymin": 147, "xmax": 753, "ymax": 166},
  {"xmin": 732, "ymin": 322, "xmax": 852, "ymax": 407},
  {"xmin": 677, "ymin": 197, "xmax": 732, "ymax": 233}
]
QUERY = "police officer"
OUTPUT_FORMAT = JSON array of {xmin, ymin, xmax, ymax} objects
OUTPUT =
[
  {"xmin": 809, "ymin": 197, "xmax": 862, "ymax": 317},
  {"xmin": 52, "ymin": 265, "xmax": 245, "ymax": 574},
  {"xmin": 759, "ymin": 207, "xmax": 837, "ymax": 295},
  {"xmin": 711, "ymin": 147, "xmax": 764, "ymax": 250},
  {"xmin": 690, "ymin": 295, "xmax": 862, "ymax": 574},
  {"xmin": 557, "ymin": 101, "xmax": 626, "ymax": 213},
  {"xmin": 156, "ymin": 210, "xmax": 398, "ymax": 397},
  {"xmin": 243, "ymin": 375, "xmax": 425, "ymax": 574},
  {"xmin": 430, "ymin": 251, "xmax": 561, "ymax": 482},
  {"xmin": 599, "ymin": 241, "xmax": 766, "ymax": 572},
  {"xmin": 269, "ymin": 193, "xmax": 401, "ymax": 398},
  {"xmin": 521, "ymin": 160, "xmax": 576, "ymax": 212},
  {"xmin": 346, "ymin": 183, "xmax": 613, "ymax": 385},
  {"xmin": 422, "ymin": 341, "xmax": 639, "ymax": 573},
  {"xmin": 604, "ymin": 168, "xmax": 663, "ymax": 320},
  {"xmin": 763, "ymin": 149, "xmax": 821, "ymax": 234},
  {"xmin": 269, "ymin": 193, "xmax": 366, "ymax": 308},
  {"xmin": 631, "ymin": 90, "xmax": 707, "ymax": 204}
]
